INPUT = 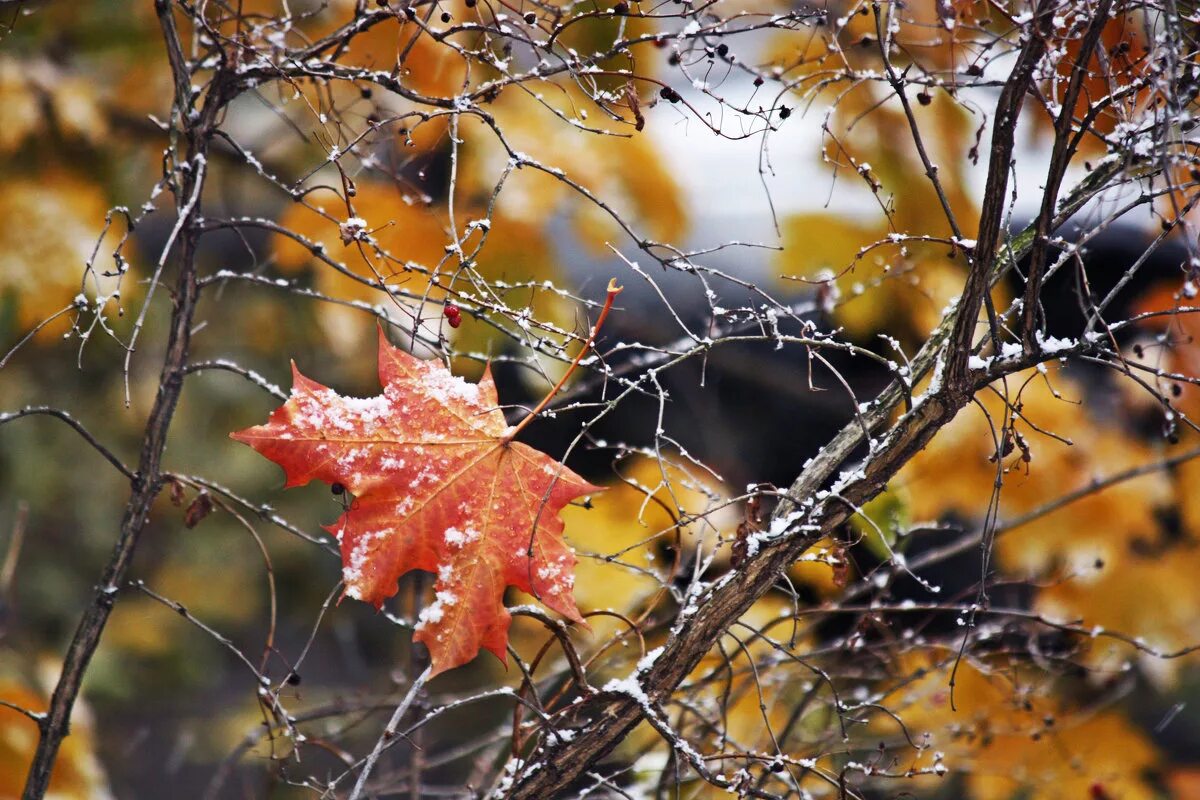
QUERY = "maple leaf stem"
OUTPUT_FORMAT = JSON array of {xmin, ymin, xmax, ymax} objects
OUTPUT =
[{"xmin": 500, "ymin": 279, "xmax": 623, "ymax": 445}]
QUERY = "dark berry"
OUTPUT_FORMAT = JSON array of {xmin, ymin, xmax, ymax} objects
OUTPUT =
[
  {"xmin": 716, "ymin": 43, "xmax": 729, "ymax": 57},
  {"xmin": 778, "ymin": 106, "xmax": 791, "ymax": 120},
  {"xmin": 916, "ymin": 91, "xmax": 932, "ymax": 105},
  {"xmin": 331, "ymin": 482, "xmax": 346, "ymax": 496},
  {"xmin": 753, "ymin": 76, "xmax": 764, "ymax": 86},
  {"xmin": 524, "ymin": 11, "xmax": 536, "ymax": 22},
  {"xmin": 441, "ymin": 11, "xmax": 452, "ymax": 21}
]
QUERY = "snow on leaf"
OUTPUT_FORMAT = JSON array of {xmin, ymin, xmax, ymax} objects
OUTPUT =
[{"xmin": 231, "ymin": 330, "xmax": 601, "ymax": 675}]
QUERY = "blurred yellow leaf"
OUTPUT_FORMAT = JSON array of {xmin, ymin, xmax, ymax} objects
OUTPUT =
[
  {"xmin": 273, "ymin": 181, "xmax": 580, "ymax": 363},
  {"xmin": 104, "ymin": 597, "xmax": 177, "ymax": 658},
  {"xmin": 0, "ymin": 59, "xmax": 41, "ymax": 154},
  {"xmin": 0, "ymin": 172, "xmax": 115, "ymax": 333},
  {"xmin": 899, "ymin": 366, "xmax": 1200, "ymax": 678},
  {"xmin": 513, "ymin": 455, "xmax": 734, "ymax": 660},
  {"xmin": 462, "ymin": 90, "xmax": 687, "ymax": 253},
  {"xmin": 0, "ymin": 680, "xmax": 112, "ymax": 800},
  {"xmin": 47, "ymin": 75, "xmax": 108, "ymax": 145},
  {"xmin": 891, "ymin": 655, "xmax": 1158, "ymax": 800}
]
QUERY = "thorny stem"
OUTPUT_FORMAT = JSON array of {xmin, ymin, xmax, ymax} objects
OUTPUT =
[{"xmin": 500, "ymin": 279, "xmax": 623, "ymax": 445}]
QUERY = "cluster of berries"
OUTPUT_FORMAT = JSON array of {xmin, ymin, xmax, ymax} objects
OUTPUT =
[{"xmin": 443, "ymin": 304, "xmax": 463, "ymax": 328}]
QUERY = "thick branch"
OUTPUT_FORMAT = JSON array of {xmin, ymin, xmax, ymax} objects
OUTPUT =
[
  {"xmin": 21, "ymin": 3, "xmax": 217, "ymax": 796},
  {"xmin": 504, "ymin": 5, "xmax": 1071, "ymax": 794},
  {"xmin": 1020, "ymin": 0, "xmax": 1115, "ymax": 350},
  {"xmin": 944, "ymin": 0, "xmax": 1057, "ymax": 388}
]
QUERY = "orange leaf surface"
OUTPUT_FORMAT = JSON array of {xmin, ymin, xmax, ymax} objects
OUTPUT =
[{"xmin": 231, "ymin": 331, "xmax": 600, "ymax": 675}]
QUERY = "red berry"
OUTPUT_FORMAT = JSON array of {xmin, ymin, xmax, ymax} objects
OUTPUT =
[
  {"xmin": 444, "ymin": 304, "xmax": 461, "ymax": 319},
  {"xmin": 447, "ymin": 315, "xmax": 462, "ymax": 328}
]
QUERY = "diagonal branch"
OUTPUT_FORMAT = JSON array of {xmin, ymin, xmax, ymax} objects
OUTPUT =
[
  {"xmin": 20, "ymin": 3, "xmax": 225, "ymax": 796},
  {"xmin": 503, "ymin": 4, "xmax": 1077, "ymax": 794},
  {"xmin": 944, "ymin": 0, "xmax": 1058, "ymax": 389},
  {"xmin": 1021, "ymin": 0, "xmax": 1117, "ymax": 351}
]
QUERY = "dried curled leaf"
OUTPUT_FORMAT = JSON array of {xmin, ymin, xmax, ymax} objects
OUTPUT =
[{"xmin": 232, "ymin": 330, "xmax": 600, "ymax": 675}]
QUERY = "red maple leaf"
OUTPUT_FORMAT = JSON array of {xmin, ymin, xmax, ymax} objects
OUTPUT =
[{"xmin": 231, "ymin": 331, "xmax": 602, "ymax": 675}]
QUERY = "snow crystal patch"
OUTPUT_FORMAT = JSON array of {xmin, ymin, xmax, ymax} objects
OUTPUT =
[
  {"xmin": 412, "ymin": 466, "xmax": 440, "ymax": 488},
  {"xmin": 416, "ymin": 600, "xmax": 445, "ymax": 627},
  {"xmin": 545, "ymin": 728, "xmax": 576, "ymax": 746},
  {"xmin": 602, "ymin": 674, "xmax": 649, "ymax": 705},
  {"xmin": 291, "ymin": 389, "xmax": 389, "ymax": 434},
  {"xmin": 444, "ymin": 526, "xmax": 482, "ymax": 548},
  {"xmin": 420, "ymin": 366, "xmax": 484, "ymax": 408},
  {"xmin": 968, "ymin": 355, "xmax": 992, "ymax": 370},
  {"xmin": 336, "ymin": 448, "xmax": 368, "ymax": 471},
  {"xmin": 1036, "ymin": 331, "xmax": 1075, "ymax": 354},
  {"xmin": 414, "ymin": 589, "xmax": 461, "ymax": 632},
  {"xmin": 637, "ymin": 646, "xmax": 664, "ymax": 672},
  {"xmin": 343, "ymin": 535, "xmax": 373, "ymax": 588},
  {"xmin": 337, "ymin": 393, "xmax": 392, "ymax": 425}
]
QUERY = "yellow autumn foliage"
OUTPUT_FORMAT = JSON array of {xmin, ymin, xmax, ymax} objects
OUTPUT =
[
  {"xmin": 888, "ymin": 654, "xmax": 1159, "ymax": 800},
  {"xmin": 777, "ymin": 214, "xmax": 971, "ymax": 340},
  {"xmin": 901, "ymin": 365, "xmax": 1200, "ymax": 679},
  {"xmin": 460, "ymin": 87, "xmax": 688, "ymax": 253},
  {"xmin": 0, "ymin": 172, "xmax": 117, "ymax": 333},
  {"xmin": 272, "ymin": 180, "xmax": 577, "ymax": 367},
  {"xmin": 0, "ymin": 679, "xmax": 111, "ymax": 800},
  {"xmin": 0, "ymin": 59, "xmax": 41, "ymax": 154},
  {"xmin": 0, "ymin": 58, "xmax": 108, "ymax": 154},
  {"xmin": 511, "ymin": 454, "xmax": 735, "ymax": 665}
]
